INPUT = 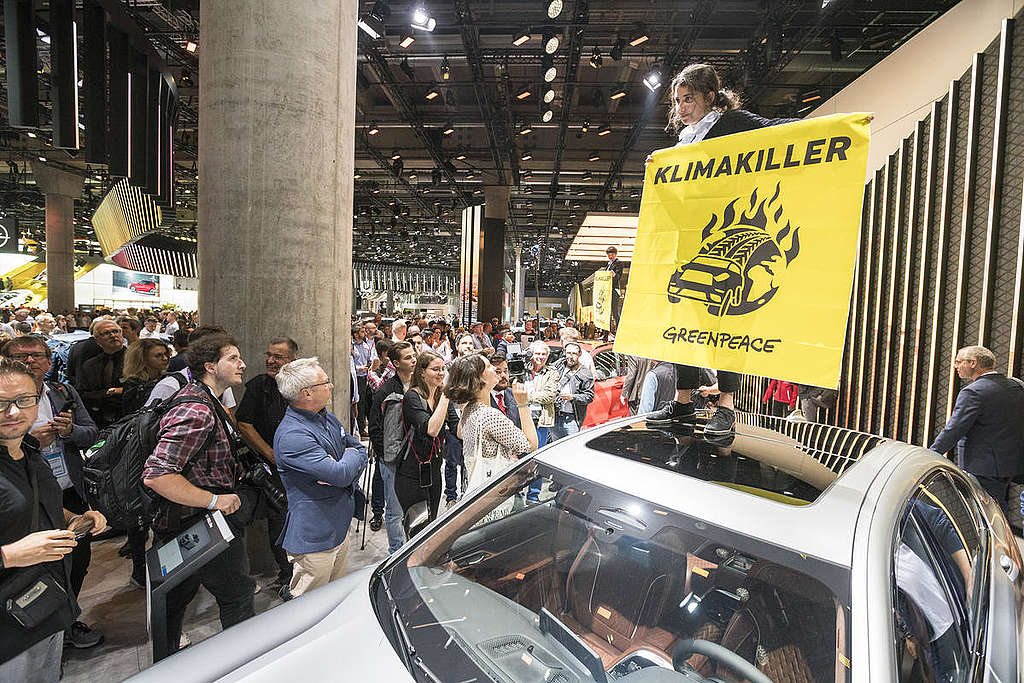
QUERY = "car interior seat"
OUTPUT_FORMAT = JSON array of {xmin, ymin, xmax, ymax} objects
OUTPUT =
[{"xmin": 559, "ymin": 526, "xmax": 693, "ymax": 667}]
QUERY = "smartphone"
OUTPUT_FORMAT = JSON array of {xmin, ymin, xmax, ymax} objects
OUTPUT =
[
  {"xmin": 418, "ymin": 461, "xmax": 432, "ymax": 489},
  {"xmin": 68, "ymin": 516, "xmax": 95, "ymax": 540}
]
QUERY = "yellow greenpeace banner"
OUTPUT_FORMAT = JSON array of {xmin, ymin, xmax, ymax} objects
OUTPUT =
[
  {"xmin": 614, "ymin": 113, "xmax": 871, "ymax": 388},
  {"xmin": 593, "ymin": 270, "xmax": 613, "ymax": 330}
]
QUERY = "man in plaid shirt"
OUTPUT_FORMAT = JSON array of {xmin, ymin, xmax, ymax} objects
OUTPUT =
[{"xmin": 143, "ymin": 333, "xmax": 254, "ymax": 656}]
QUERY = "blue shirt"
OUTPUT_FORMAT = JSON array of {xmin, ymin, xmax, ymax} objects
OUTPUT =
[
  {"xmin": 352, "ymin": 339, "xmax": 375, "ymax": 377},
  {"xmin": 273, "ymin": 405, "xmax": 368, "ymax": 554}
]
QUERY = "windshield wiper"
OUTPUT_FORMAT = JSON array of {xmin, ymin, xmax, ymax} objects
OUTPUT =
[{"xmin": 381, "ymin": 573, "xmax": 443, "ymax": 683}]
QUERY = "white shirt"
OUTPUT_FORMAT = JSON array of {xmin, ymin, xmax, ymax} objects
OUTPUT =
[
  {"xmin": 140, "ymin": 327, "xmax": 160, "ymax": 338},
  {"xmin": 145, "ymin": 369, "xmax": 236, "ymax": 409},
  {"xmin": 165, "ymin": 321, "xmax": 179, "ymax": 336},
  {"xmin": 676, "ymin": 109, "xmax": 722, "ymax": 146},
  {"xmin": 33, "ymin": 385, "xmax": 72, "ymax": 490}
]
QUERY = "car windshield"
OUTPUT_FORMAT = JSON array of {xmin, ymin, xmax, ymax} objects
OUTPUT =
[{"xmin": 372, "ymin": 460, "xmax": 851, "ymax": 683}]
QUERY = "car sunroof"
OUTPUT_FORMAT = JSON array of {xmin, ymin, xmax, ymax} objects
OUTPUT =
[{"xmin": 584, "ymin": 416, "xmax": 872, "ymax": 505}]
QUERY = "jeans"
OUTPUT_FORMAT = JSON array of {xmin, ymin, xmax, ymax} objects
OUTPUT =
[
  {"xmin": 162, "ymin": 527, "xmax": 255, "ymax": 656},
  {"xmin": 356, "ymin": 375, "xmax": 370, "ymax": 434},
  {"xmin": 444, "ymin": 436, "xmax": 466, "ymax": 502},
  {"xmin": 550, "ymin": 413, "xmax": 580, "ymax": 442},
  {"xmin": 371, "ymin": 457, "xmax": 385, "ymax": 514},
  {"xmin": 378, "ymin": 462, "xmax": 406, "ymax": 553},
  {"xmin": 63, "ymin": 488, "xmax": 92, "ymax": 596},
  {"xmin": 526, "ymin": 427, "xmax": 550, "ymax": 500}
]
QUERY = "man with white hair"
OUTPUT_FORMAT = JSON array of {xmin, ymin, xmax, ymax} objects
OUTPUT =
[
  {"xmin": 391, "ymin": 319, "xmax": 407, "ymax": 342},
  {"xmin": 274, "ymin": 358, "xmax": 368, "ymax": 598}
]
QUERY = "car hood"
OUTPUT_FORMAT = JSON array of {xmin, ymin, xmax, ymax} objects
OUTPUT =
[{"xmin": 129, "ymin": 566, "xmax": 412, "ymax": 682}]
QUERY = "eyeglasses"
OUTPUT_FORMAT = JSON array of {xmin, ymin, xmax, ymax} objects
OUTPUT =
[
  {"xmin": 304, "ymin": 380, "xmax": 332, "ymax": 391},
  {"xmin": 9, "ymin": 352, "xmax": 47, "ymax": 361},
  {"xmin": 265, "ymin": 352, "xmax": 292, "ymax": 361},
  {"xmin": 0, "ymin": 395, "xmax": 39, "ymax": 412},
  {"xmin": 96, "ymin": 329, "xmax": 121, "ymax": 337}
]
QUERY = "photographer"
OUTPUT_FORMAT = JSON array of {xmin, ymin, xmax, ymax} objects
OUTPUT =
[
  {"xmin": 1, "ymin": 360, "xmax": 105, "ymax": 680},
  {"xmin": 142, "ymin": 334, "xmax": 255, "ymax": 657}
]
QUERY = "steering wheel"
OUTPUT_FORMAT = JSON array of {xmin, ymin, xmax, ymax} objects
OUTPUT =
[{"xmin": 672, "ymin": 639, "xmax": 774, "ymax": 683}]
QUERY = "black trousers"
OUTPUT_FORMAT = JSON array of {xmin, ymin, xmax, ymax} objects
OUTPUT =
[
  {"xmin": 356, "ymin": 376, "xmax": 370, "ymax": 434},
  {"xmin": 161, "ymin": 527, "xmax": 255, "ymax": 655},
  {"xmin": 62, "ymin": 488, "xmax": 91, "ymax": 597},
  {"xmin": 674, "ymin": 365, "xmax": 740, "ymax": 394},
  {"xmin": 395, "ymin": 465, "xmax": 442, "ymax": 523},
  {"xmin": 263, "ymin": 496, "xmax": 291, "ymax": 584}
]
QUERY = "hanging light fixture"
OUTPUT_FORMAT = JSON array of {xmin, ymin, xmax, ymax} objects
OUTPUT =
[
  {"xmin": 589, "ymin": 48, "xmax": 603, "ymax": 69},
  {"xmin": 440, "ymin": 56, "xmax": 451, "ymax": 80},
  {"xmin": 512, "ymin": 27, "xmax": 531, "ymax": 46},
  {"xmin": 543, "ymin": 29, "xmax": 560, "ymax": 54},
  {"xmin": 546, "ymin": 0, "xmax": 563, "ymax": 19},
  {"xmin": 410, "ymin": 6, "xmax": 436, "ymax": 32},
  {"xmin": 542, "ymin": 55, "xmax": 557, "ymax": 83}
]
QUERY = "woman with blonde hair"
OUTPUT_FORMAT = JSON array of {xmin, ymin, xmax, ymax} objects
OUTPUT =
[{"xmin": 120, "ymin": 339, "xmax": 170, "ymax": 413}]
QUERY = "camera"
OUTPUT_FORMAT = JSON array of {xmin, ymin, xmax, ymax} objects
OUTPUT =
[
  {"xmin": 508, "ymin": 357, "xmax": 527, "ymax": 381},
  {"xmin": 232, "ymin": 439, "xmax": 288, "ymax": 513}
]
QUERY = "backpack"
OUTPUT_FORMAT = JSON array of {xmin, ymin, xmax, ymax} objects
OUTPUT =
[
  {"xmin": 380, "ymin": 392, "xmax": 411, "ymax": 465},
  {"xmin": 80, "ymin": 388, "xmax": 212, "ymax": 529}
]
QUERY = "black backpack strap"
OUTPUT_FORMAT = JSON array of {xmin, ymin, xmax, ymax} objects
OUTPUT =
[{"xmin": 153, "ymin": 392, "xmax": 221, "ymax": 533}]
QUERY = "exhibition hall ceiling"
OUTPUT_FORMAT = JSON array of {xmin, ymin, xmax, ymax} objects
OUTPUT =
[{"xmin": 0, "ymin": 0, "xmax": 954, "ymax": 290}]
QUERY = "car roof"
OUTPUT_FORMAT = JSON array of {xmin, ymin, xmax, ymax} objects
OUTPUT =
[{"xmin": 535, "ymin": 413, "xmax": 930, "ymax": 567}]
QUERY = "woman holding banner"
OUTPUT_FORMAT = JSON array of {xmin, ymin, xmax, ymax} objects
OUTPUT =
[{"xmin": 644, "ymin": 62, "xmax": 798, "ymax": 446}]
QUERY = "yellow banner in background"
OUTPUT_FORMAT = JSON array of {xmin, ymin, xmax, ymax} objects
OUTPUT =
[
  {"xmin": 613, "ymin": 113, "xmax": 871, "ymax": 388},
  {"xmin": 593, "ymin": 270, "xmax": 613, "ymax": 330}
]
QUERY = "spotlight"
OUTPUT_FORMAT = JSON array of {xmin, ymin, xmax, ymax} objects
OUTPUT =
[
  {"xmin": 581, "ymin": 171, "xmax": 593, "ymax": 181},
  {"xmin": 543, "ymin": 29, "xmax": 560, "ymax": 54},
  {"xmin": 400, "ymin": 34, "xmax": 416, "ymax": 48},
  {"xmin": 643, "ymin": 64, "xmax": 663, "ymax": 92},
  {"xmin": 589, "ymin": 48, "xmax": 603, "ymax": 69},
  {"xmin": 628, "ymin": 25, "xmax": 649, "ymax": 46},
  {"xmin": 543, "ymin": 88, "xmax": 556, "ymax": 103},
  {"xmin": 542, "ymin": 56, "xmax": 557, "ymax": 83},
  {"xmin": 542, "ymin": 109, "xmax": 553, "ymax": 123},
  {"xmin": 400, "ymin": 56, "xmax": 416, "ymax": 80},
  {"xmin": 516, "ymin": 86, "xmax": 532, "ymax": 100},
  {"xmin": 411, "ymin": 7, "xmax": 436, "ymax": 32},
  {"xmin": 185, "ymin": 40, "xmax": 198, "ymax": 53},
  {"xmin": 522, "ymin": 150, "xmax": 533, "ymax": 161},
  {"xmin": 442, "ymin": 121, "xmax": 455, "ymax": 135},
  {"xmin": 367, "ymin": 122, "xmax": 381, "ymax": 135},
  {"xmin": 512, "ymin": 27, "xmax": 531, "ymax": 46},
  {"xmin": 519, "ymin": 123, "xmax": 534, "ymax": 135},
  {"xmin": 391, "ymin": 149, "xmax": 402, "ymax": 160},
  {"xmin": 588, "ymin": 151, "xmax": 600, "ymax": 162},
  {"xmin": 597, "ymin": 123, "xmax": 612, "ymax": 136},
  {"xmin": 425, "ymin": 83, "xmax": 441, "ymax": 100},
  {"xmin": 610, "ymin": 85, "xmax": 628, "ymax": 100},
  {"xmin": 455, "ymin": 151, "xmax": 467, "ymax": 160},
  {"xmin": 610, "ymin": 37, "xmax": 625, "ymax": 61},
  {"xmin": 581, "ymin": 121, "xmax": 590, "ymax": 134},
  {"xmin": 465, "ymin": 170, "xmax": 475, "ymax": 179},
  {"xmin": 441, "ymin": 56, "xmax": 451, "ymax": 80},
  {"xmin": 546, "ymin": 0, "xmax": 563, "ymax": 19}
]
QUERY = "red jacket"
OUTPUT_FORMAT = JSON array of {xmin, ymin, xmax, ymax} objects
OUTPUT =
[{"xmin": 763, "ymin": 379, "xmax": 798, "ymax": 407}]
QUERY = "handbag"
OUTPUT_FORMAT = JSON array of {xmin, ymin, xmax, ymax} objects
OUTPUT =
[{"xmin": 0, "ymin": 464, "xmax": 70, "ymax": 629}]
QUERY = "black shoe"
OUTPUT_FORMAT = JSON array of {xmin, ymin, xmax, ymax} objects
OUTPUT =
[
  {"xmin": 646, "ymin": 401, "xmax": 697, "ymax": 429},
  {"xmin": 279, "ymin": 585, "xmax": 293, "ymax": 602},
  {"xmin": 64, "ymin": 621, "xmax": 104, "ymax": 649},
  {"xmin": 369, "ymin": 514, "xmax": 383, "ymax": 532},
  {"xmin": 703, "ymin": 406, "xmax": 736, "ymax": 446}
]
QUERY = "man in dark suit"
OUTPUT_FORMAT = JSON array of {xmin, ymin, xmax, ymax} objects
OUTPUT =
[
  {"xmin": 489, "ymin": 354, "xmax": 520, "ymax": 428},
  {"xmin": 603, "ymin": 246, "xmax": 625, "ymax": 334},
  {"xmin": 75, "ymin": 319, "xmax": 127, "ymax": 428},
  {"xmin": 930, "ymin": 345, "xmax": 1024, "ymax": 520}
]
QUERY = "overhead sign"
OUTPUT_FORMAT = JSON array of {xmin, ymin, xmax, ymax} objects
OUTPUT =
[
  {"xmin": 0, "ymin": 218, "xmax": 21, "ymax": 253},
  {"xmin": 614, "ymin": 113, "xmax": 871, "ymax": 388}
]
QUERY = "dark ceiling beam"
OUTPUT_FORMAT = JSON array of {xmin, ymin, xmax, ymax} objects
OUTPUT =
[
  {"xmin": 453, "ymin": 0, "xmax": 511, "ymax": 185},
  {"xmin": 359, "ymin": 37, "xmax": 471, "ymax": 206},
  {"xmin": 356, "ymin": 134, "xmax": 439, "ymax": 216},
  {"xmin": 596, "ymin": 0, "xmax": 719, "ymax": 204}
]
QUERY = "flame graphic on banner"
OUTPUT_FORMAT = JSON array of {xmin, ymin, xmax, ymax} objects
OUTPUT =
[{"xmin": 667, "ymin": 182, "xmax": 801, "ymax": 316}]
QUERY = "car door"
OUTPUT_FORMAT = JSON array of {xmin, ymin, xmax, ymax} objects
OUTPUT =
[
  {"xmin": 889, "ymin": 468, "xmax": 1020, "ymax": 682},
  {"xmin": 582, "ymin": 348, "xmax": 628, "ymax": 428}
]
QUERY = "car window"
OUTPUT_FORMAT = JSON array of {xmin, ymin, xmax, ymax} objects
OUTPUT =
[
  {"xmin": 377, "ymin": 461, "xmax": 851, "ymax": 683},
  {"xmin": 892, "ymin": 471, "xmax": 986, "ymax": 683}
]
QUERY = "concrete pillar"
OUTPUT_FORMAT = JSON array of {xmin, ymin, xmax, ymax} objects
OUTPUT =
[
  {"xmin": 198, "ymin": 0, "xmax": 356, "ymax": 419},
  {"xmin": 479, "ymin": 186, "xmax": 509, "ymax": 322},
  {"xmin": 513, "ymin": 245, "xmax": 525, "ymax": 322},
  {"xmin": 31, "ymin": 162, "xmax": 82, "ymax": 313}
]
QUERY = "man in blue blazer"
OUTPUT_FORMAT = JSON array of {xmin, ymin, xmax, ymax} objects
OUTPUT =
[
  {"xmin": 930, "ymin": 345, "xmax": 1024, "ymax": 519},
  {"xmin": 273, "ymin": 358, "xmax": 368, "ymax": 599}
]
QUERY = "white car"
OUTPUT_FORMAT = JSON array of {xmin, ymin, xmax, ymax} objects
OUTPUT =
[{"xmin": 130, "ymin": 412, "xmax": 1024, "ymax": 682}]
